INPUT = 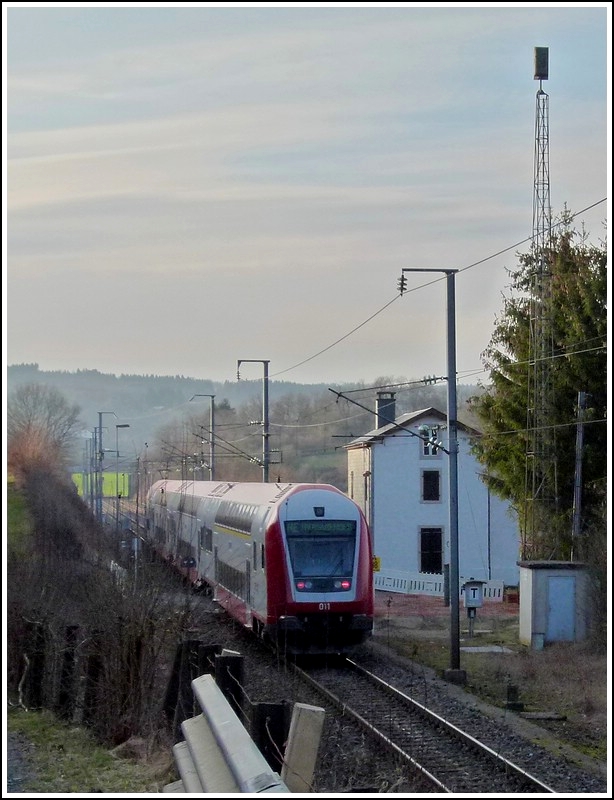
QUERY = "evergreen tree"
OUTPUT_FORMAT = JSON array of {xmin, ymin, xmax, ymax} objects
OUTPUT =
[{"xmin": 469, "ymin": 219, "xmax": 607, "ymax": 561}]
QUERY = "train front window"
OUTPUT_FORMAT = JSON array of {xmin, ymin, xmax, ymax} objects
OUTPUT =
[{"xmin": 285, "ymin": 520, "xmax": 356, "ymax": 590}]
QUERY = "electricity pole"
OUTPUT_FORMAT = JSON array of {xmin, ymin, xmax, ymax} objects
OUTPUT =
[
  {"xmin": 237, "ymin": 360, "xmax": 270, "ymax": 482},
  {"xmin": 97, "ymin": 411, "xmax": 117, "ymax": 524},
  {"xmin": 401, "ymin": 268, "xmax": 464, "ymax": 682},
  {"xmin": 190, "ymin": 394, "xmax": 216, "ymax": 480}
]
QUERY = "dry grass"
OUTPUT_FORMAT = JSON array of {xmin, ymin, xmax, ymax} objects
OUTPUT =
[{"xmin": 7, "ymin": 707, "xmax": 177, "ymax": 793}]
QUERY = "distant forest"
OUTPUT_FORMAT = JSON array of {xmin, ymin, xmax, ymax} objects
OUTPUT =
[{"xmin": 7, "ymin": 363, "xmax": 484, "ymax": 490}]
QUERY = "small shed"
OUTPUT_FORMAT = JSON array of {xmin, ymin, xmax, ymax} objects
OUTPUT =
[{"xmin": 518, "ymin": 561, "xmax": 591, "ymax": 649}]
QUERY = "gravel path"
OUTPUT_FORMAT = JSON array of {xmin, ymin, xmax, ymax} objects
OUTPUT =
[{"xmin": 6, "ymin": 730, "xmax": 37, "ymax": 794}]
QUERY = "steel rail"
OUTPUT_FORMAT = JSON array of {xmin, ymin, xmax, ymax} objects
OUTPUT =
[{"xmin": 289, "ymin": 656, "xmax": 557, "ymax": 794}]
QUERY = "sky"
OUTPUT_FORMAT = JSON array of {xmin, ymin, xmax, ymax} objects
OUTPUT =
[{"xmin": 4, "ymin": 2, "xmax": 610, "ymax": 388}]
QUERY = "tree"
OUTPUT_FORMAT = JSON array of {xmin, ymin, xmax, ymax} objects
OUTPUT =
[
  {"xmin": 7, "ymin": 383, "xmax": 82, "ymax": 483},
  {"xmin": 469, "ymin": 219, "xmax": 607, "ymax": 561}
]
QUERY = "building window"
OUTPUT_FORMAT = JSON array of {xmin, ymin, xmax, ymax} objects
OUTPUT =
[
  {"xmin": 420, "ymin": 527, "xmax": 443, "ymax": 573},
  {"xmin": 423, "ymin": 440, "xmax": 439, "ymax": 456},
  {"xmin": 421, "ymin": 426, "xmax": 441, "ymax": 457},
  {"xmin": 422, "ymin": 470, "xmax": 441, "ymax": 502}
]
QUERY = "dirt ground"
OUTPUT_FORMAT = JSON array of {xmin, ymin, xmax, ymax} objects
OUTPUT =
[{"xmin": 373, "ymin": 587, "xmax": 519, "ymax": 623}]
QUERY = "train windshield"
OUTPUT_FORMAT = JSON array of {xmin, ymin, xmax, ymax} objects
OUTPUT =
[{"xmin": 285, "ymin": 520, "xmax": 356, "ymax": 578}]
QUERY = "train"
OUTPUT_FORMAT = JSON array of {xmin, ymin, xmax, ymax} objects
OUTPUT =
[{"xmin": 144, "ymin": 479, "xmax": 374, "ymax": 655}]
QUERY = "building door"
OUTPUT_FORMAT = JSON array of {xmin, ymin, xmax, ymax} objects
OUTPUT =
[
  {"xmin": 546, "ymin": 575, "xmax": 575, "ymax": 642},
  {"xmin": 420, "ymin": 527, "xmax": 443, "ymax": 574}
]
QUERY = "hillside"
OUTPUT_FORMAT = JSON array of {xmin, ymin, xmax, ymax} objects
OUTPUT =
[{"xmin": 6, "ymin": 363, "xmax": 483, "ymax": 488}]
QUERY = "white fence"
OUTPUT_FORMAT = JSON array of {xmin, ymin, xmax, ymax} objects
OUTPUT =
[{"xmin": 374, "ymin": 569, "xmax": 505, "ymax": 602}]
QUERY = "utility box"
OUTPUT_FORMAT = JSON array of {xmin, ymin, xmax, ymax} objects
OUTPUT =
[
  {"xmin": 462, "ymin": 579, "xmax": 486, "ymax": 609},
  {"xmin": 462, "ymin": 578, "xmax": 486, "ymax": 635},
  {"xmin": 518, "ymin": 561, "xmax": 591, "ymax": 649}
]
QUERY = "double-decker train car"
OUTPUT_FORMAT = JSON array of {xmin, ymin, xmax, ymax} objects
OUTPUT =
[{"xmin": 145, "ymin": 479, "xmax": 374, "ymax": 654}]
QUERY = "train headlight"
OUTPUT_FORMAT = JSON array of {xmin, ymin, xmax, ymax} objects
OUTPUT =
[
  {"xmin": 296, "ymin": 580, "xmax": 313, "ymax": 590},
  {"xmin": 333, "ymin": 580, "xmax": 352, "ymax": 590}
]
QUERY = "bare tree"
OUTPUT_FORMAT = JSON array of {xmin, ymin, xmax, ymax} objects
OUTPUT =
[{"xmin": 7, "ymin": 383, "xmax": 82, "ymax": 482}]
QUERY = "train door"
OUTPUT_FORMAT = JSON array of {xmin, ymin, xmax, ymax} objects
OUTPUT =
[{"xmin": 249, "ymin": 514, "xmax": 269, "ymax": 623}]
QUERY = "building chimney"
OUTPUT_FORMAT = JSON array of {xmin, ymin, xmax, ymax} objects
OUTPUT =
[{"xmin": 376, "ymin": 391, "xmax": 396, "ymax": 428}]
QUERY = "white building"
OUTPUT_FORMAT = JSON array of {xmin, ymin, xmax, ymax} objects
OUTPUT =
[{"xmin": 345, "ymin": 396, "xmax": 520, "ymax": 597}]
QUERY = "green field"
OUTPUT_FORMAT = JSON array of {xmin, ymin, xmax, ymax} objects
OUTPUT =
[{"xmin": 71, "ymin": 472, "xmax": 130, "ymax": 498}]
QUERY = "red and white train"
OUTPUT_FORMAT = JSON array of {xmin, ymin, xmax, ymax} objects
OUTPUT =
[{"xmin": 145, "ymin": 480, "xmax": 374, "ymax": 654}]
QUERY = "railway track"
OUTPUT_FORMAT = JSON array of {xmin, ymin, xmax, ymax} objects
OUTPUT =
[
  {"xmin": 115, "ymin": 565, "xmax": 602, "ymax": 793},
  {"xmin": 176, "ymin": 591, "xmax": 604, "ymax": 793},
  {"xmin": 292, "ymin": 656, "xmax": 557, "ymax": 794}
]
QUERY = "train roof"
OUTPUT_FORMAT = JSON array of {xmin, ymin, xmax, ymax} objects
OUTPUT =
[{"xmin": 148, "ymin": 480, "xmax": 347, "ymax": 506}]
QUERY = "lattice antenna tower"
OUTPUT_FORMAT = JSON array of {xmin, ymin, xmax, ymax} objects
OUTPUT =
[{"xmin": 523, "ymin": 47, "xmax": 558, "ymax": 558}]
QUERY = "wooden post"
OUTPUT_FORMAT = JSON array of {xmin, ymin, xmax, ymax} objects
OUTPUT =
[
  {"xmin": 82, "ymin": 630, "xmax": 103, "ymax": 726},
  {"xmin": 281, "ymin": 703, "xmax": 325, "ymax": 792},
  {"xmin": 25, "ymin": 621, "xmax": 47, "ymax": 710},
  {"xmin": 215, "ymin": 651, "xmax": 244, "ymax": 720},
  {"xmin": 198, "ymin": 643, "xmax": 222, "ymax": 675},
  {"xmin": 251, "ymin": 701, "xmax": 290, "ymax": 772},
  {"xmin": 57, "ymin": 625, "xmax": 79, "ymax": 721},
  {"xmin": 173, "ymin": 639, "xmax": 207, "ymax": 739}
]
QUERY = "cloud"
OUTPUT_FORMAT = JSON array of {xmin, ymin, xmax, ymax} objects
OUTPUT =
[{"xmin": 6, "ymin": 5, "xmax": 608, "ymax": 385}]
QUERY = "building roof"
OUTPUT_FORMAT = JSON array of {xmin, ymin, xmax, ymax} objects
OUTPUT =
[{"xmin": 345, "ymin": 406, "xmax": 480, "ymax": 449}]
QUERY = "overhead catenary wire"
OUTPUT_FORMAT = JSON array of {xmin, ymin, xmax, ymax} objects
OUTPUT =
[
  {"xmin": 121, "ymin": 336, "xmax": 604, "ymax": 440},
  {"xmin": 112, "ymin": 194, "xmax": 605, "ymax": 437},
  {"xmin": 270, "ymin": 198, "xmax": 606, "ymax": 380}
]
